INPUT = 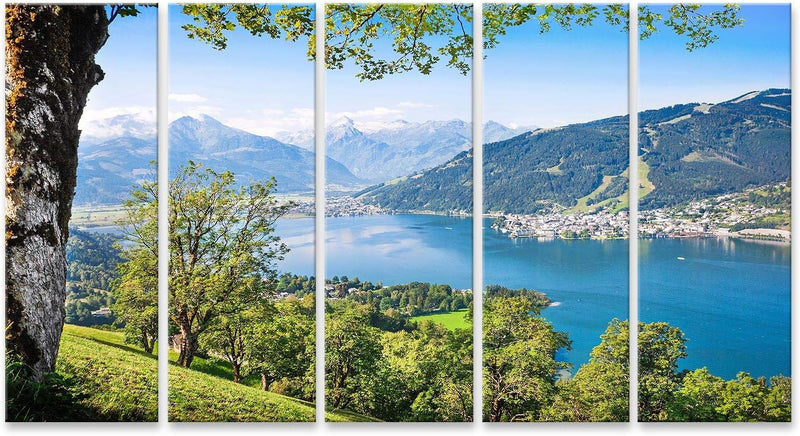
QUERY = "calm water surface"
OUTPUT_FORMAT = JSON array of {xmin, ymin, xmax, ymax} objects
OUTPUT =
[{"xmin": 640, "ymin": 237, "xmax": 790, "ymax": 379}]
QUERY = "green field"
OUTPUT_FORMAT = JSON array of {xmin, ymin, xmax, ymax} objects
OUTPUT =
[
  {"xmin": 409, "ymin": 309, "xmax": 471, "ymax": 331},
  {"xmin": 18, "ymin": 325, "xmax": 375, "ymax": 422},
  {"xmin": 69, "ymin": 205, "xmax": 127, "ymax": 227},
  {"xmin": 53, "ymin": 325, "xmax": 159, "ymax": 421}
]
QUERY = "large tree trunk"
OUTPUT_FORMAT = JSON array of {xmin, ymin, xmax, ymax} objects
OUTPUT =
[{"xmin": 5, "ymin": 5, "xmax": 109, "ymax": 380}]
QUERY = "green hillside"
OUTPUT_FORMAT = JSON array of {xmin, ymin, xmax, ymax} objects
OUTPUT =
[
  {"xmin": 168, "ymin": 362, "xmax": 377, "ymax": 422},
  {"xmin": 29, "ymin": 324, "xmax": 159, "ymax": 421},
  {"xmin": 358, "ymin": 89, "xmax": 790, "ymax": 215},
  {"xmin": 9, "ymin": 325, "xmax": 376, "ymax": 422}
]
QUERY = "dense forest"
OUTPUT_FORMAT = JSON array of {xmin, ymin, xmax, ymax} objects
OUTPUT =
[
  {"xmin": 325, "ymin": 298, "xmax": 473, "ymax": 421},
  {"xmin": 329, "ymin": 276, "xmax": 473, "ymax": 316},
  {"xmin": 639, "ymin": 89, "xmax": 791, "ymax": 209},
  {"xmin": 64, "ymin": 229, "xmax": 123, "ymax": 326},
  {"xmin": 358, "ymin": 89, "xmax": 791, "ymax": 215}
]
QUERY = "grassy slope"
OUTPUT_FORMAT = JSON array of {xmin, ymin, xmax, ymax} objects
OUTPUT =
[
  {"xmin": 57, "ymin": 325, "xmax": 158, "ymax": 421},
  {"xmin": 568, "ymin": 156, "xmax": 655, "ymax": 214},
  {"xmin": 409, "ymin": 309, "xmax": 471, "ymax": 331},
  {"xmin": 59, "ymin": 325, "xmax": 376, "ymax": 422}
]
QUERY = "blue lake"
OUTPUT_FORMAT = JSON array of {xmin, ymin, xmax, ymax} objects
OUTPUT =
[{"xmin": 639, "ymin": 237, "xmax": 790, "ymax": 379}]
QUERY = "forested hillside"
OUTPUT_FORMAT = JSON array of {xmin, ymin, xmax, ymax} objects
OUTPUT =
[
  {"xmin": 639, "ymin": 89, "xmax": 790, "ymax": 209},
  {"xmin": 358, "ymin": 89, "xmax": 790, "ymax": 214},
  {"xmin": 64, "ymin": 229, "xmax": 122, "ymax": 326}
]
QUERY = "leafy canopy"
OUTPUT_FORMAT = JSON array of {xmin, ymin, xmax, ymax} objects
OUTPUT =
[{"xmin": 172, "ymin": 3, "xmax": 744, "ymax": 81}]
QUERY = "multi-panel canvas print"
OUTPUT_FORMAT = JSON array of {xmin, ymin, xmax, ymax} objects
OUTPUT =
[
  {"xmin": 3, "ymin": 1, "xmax": 794, "ymax": 426},
  {"xmin": 482, "ymin": 3, "xmax": 630, "ymax": 422},
  {"xmin": 167, "ymin": 3, "xmax": 317, "ymax": 422},
  {"xmin": 324, "ymin": 3, "xmax": 474, "ymax": 422},
  {"xmin": 638, "ymin": 4, "xmax": 791, "ymax": 422},
  {"xmin": 5, "ymin": 4, "xmax": 158, "ymax": 421}
]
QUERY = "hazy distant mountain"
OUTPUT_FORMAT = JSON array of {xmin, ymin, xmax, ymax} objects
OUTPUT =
[
  {"xmin": 357, "ymin": 89, "xmax": 791, "ymax": 214},
  {"xmin": 324, "ymin": 117, "xmax": 529, "ymax": 183},
  {"xmin": 274, "ymin": 129, "xmax": 315, "ymax": 150},
  {"xmin": 168, "ymin": 115, "xmax": 361, "ymax": 193},
  {"xmin": 80, "ymin": 113, "xmax": 157, "ymax": 145},
  {"xmin": 75, "ymin": 135, "xmax": 157, "ymax": 206},
  {"xmin": 482, "ymin": 120, "xmax": 534, "ymax": 143},
  {"xmin": 74, "ymin": 114, "xmax": 362, "ymax": 205}
]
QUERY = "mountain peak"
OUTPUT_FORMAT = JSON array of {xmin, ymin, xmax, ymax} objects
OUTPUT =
[{"xmin": 330, "ymin": 116, "xmax": 355, "ymax": 127}]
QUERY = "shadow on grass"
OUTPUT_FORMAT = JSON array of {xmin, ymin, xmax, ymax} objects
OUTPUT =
[{"xmin": 71, "ymin": 336, "xmax": 157, "ymax": 360}]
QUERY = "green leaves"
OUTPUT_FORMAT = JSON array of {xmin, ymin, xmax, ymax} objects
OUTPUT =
[
  {"xmin": 178, "ymin": 3, "xmax": 744, "ymax": 81},
  {"xmin": 180, "ymin": 4, "xmax": 313, "ymax": 51},
  {"xmin": 325, "ymin": 4, "xmax": 473, "ymax": 81},
  {"xmin": 657, "ymin": 4, "xmax": 744, "ymax": 51},
  {"xmin": 483, "ymin": 296, "xmax": 571, "ymax": 421}
]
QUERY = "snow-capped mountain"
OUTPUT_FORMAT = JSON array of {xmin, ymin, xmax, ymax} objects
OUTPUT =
[
  {"xmin": 168, "ymin": 115, "xmax": 361, "ymax": 193},
  {"xmin": 307, "ymin": 117, "xmax": 534, "ymax": 183}
]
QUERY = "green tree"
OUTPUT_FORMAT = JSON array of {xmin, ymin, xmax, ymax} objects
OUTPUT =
[
  {"xmin": 248, "ymin": 297, "xmax": 315, "ymax": 393},
  {"xmin": 325, "ymin": 303, "xmax": 382, "ymax": 410},
  {"xmin": 112, "ymin": 252, "xmax": 158, "ymax": 354},
  {"xmin": 638, "ymin": 321, "xmax": 688, "ymax": 421},
  {"xmin": 667, "ymin": 367, "xmax": 726, "ymax": 421},
  {"xmin": 113, "ymin": 167, "xmax": 159, "ymax": 354},
  {"xmin": 168, "ymin": 162, "xmax": 291, "ymax": 367},
  {"xmin": 483, "ymin": 296, "xmax": 570, "ymax": 421},
  {"xmin": 199, "ymin": 304, "xmax": 259, "ymax": 383},
  {"xmin": 544, "ymin": 318, "xmax": 629, "ymax": 422}
]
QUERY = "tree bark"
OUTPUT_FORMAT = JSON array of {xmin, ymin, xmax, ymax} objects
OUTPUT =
[
  {"xmin": 5, "ymin": 5, "xmax": 109, "ymax": 381},
  {"xmin": 177, "ymin": 321, "xmax": 198, "ymax": 367},
  {"xmin": 141, "ymin": 330, "xmax": 154, "ymax": 354},
  {"xmin": 231, "ymin": 361, "xmax": 242, "ymax": 383}
]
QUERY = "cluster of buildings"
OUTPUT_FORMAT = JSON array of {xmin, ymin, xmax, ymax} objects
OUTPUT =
[
  {"xmin": 492, "ymin": 184, "xmax": 790, "ymax": 242},
  {"xmin": 639, "ymin": 188, "xmax": 789, "ymax": 241},
  {"xmin": 492, "ymin": 210, "xmax": 629, "ymax": 240},
  {"xmin": 287, "ymin": 196, "xmax": 387, "ymax": 217},
  {"xmin": 326, "ymin": 196, "xmax": 386, "ymax": 217}
]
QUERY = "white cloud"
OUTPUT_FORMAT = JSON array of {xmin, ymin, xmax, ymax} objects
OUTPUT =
[
  {"xmin": 198, "ymin": 107, "xmax": 314, "ymax": 137},
  {"xmin": 168, "ymin": 93, "xmax": 208, "ymax": 103},
  {"xmin": 79, "ymin": 106, "xmax": 156, "ymax": 140},
  {"xmin": 397, "ymin": 101, "xmax": 435, "ymax": 109}
]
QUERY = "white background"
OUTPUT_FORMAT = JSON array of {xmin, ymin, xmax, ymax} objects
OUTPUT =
[{"xmin": 0, "ymin": 1, "xmax": 798, "ymax": 434}]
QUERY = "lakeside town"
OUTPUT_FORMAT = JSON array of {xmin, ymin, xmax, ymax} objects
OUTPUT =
[
  {"xmin": 492, "ymin": 210, "xmax": 629, "ymax": 239},
  {"xmin": 491, "ymin": 183, "xmax": 791, "ymax": 242},
  {"xmin": 283, "ymin": 183, "xmax": 790, "ymax": 243},
  {"xmin": 288, "ymin": 195, "xmax": 387, "ymax": 217}
]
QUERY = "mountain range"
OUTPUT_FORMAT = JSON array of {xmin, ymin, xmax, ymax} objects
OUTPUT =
[
  {"xmin": 74, "ymin": 114, "xmax": 528, "ymax": 206},
  {"xmin": 168, "ymin": 115, "xmax": 359, "ymax": 193},
  {"xmin": 277, "ymin": 117, "xmax": 531, "ymax": 182},
  {"xmin": 358, "ymin": 89, "xmax": 791, "ymax": 214}
]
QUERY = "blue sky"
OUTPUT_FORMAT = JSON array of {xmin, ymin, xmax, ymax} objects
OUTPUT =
[
  {"xmin": 80, "ymin": 6, "xmax": 157, "ymax": 138},
  {"xmin": 484, "ymin": 5, "xmax": 629, "ymax": 128},
  {"xmin": 169, "ymin": 4, "xmax": 314, "ymax": 136},
  {"xmin": 326, "ymin": 8, "xmax": 472, "ymax": 130},
  {"xmin": 82, "ymin": 4, "xmax": 790, "ymax": 135},
  {"xmin": 640, "ymin": 4, "xmax": 790, "ymax": 110}
]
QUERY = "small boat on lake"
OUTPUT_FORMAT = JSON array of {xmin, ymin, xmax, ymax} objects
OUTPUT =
[{"xmin": 677, "ymin": 257, "xmax": 685, "ymax": 261}]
